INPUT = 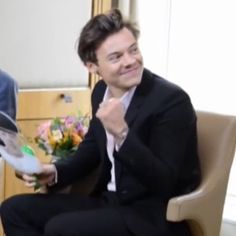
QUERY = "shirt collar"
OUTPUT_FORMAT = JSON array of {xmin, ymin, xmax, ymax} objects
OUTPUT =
[{"xmin": 103, "ymin": 86, "xmax": 137, "ymax": 112}]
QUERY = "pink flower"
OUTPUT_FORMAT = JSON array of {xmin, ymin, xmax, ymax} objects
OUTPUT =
[
  {"xmin": 37, "ymin": 121, "xmax": 51, "ymax": 140},
  {"xmin": 64, "ymin": 116, "xmax": 76, "ymax": 128}
]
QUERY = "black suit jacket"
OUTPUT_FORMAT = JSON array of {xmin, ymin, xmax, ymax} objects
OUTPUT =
[{"xmin": 55, "ymin": 68, "xmax": 200, "ymax": 236}]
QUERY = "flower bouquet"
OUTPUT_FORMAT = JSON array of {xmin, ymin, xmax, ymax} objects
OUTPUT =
[{"xmin": 35, "ymin": 114, "xmax": 89, "ymax": 161}]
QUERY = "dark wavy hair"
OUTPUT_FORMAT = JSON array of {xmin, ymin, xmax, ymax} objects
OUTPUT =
[{"xmin": 77, "ymin": 9, "xmax": 140, "ymax": 65}]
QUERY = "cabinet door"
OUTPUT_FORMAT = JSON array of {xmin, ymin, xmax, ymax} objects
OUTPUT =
[
  {"xmin": 0, "ymin": 159, "xmax": 4, "ymax": 202},
  {"xmin": 4, "ymin": 88, "xmax": 91, "ymax": 199}
]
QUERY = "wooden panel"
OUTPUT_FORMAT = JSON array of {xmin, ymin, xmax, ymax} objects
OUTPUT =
[
  {"xmin": 0, "ymin": 161, "xmax": 4, "ymax": 236},
  {"xmin": 17, "ymin": 88, "xmax": 91, "ymax": 120},
  {"xmin": 0, "ymin": 222, "xmax": 3, "ymax": 236},
  {"xmin": 0, "ymin": 160, "xmax": 4, "ymax": 203},
  {"xmin": 89, "ymin": 0, "xmax": 112, "ymax": 91},
  {"xmin": 4, "ymin": 164, "xmax": 35, "ymax": 198},
  {"xmin": 93, "ymin": 0, "xmax": 112, "ymax": 15}
]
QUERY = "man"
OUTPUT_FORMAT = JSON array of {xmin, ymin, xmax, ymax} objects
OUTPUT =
[
  {"xmin": 0, "ymin": 69, "xmax": 18, "ymax": 120},
  {"xmin": 0, "ymin": 9, "xmax": 200, "ymax": 236}
]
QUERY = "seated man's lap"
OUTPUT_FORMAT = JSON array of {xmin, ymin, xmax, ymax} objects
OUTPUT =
[
  {"xmin": 1, "ymin": 192, "xmax": 131, "ymax": 235},
  {"xmin": 45, "ymin": 208, "xmax": 131, "ymax": 236}
]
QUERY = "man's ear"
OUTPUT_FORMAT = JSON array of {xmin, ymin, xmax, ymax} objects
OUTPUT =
[{"xmin": 85, "ymin": 62, "xmax": 98, "ymax": 74}]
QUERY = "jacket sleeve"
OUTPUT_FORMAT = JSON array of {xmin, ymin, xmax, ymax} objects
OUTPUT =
[
  {"xmin": 53, "ymin": 83, "xmax": 104, "ymax": 189},
  {"xmin": 53, "ymin": 118, "xmax": 101, "ymax": 188},
  {"xmin": 0, "ymin": 71, "xmax": 18, "ymax": 120}
]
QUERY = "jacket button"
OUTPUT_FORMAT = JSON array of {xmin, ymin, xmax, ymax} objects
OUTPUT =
[{"xmin": 121, "ymin": 190, "xmax": 128, "ymax": 194}]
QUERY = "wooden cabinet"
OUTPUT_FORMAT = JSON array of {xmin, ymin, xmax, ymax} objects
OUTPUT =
[
  {"xmin": 3, "ymin": 88, "xmax": 91, "ymax": 199},
  {"xmin": 0, "ymin": 160, "xmax": 4, "ymax": 236}
]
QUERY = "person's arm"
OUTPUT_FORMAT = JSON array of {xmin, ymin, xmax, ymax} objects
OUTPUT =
[
  {"xmin": 49, "ymin": 82, "xmax": 104, "ymax": 190},
  {"xmin": 52, "ymin": 118, "xmax": 101, "ymax": 189},
  {"xmin": 21, "ymin": 163, "xmax": 57, "ymax": 189},
  {"xmin": 20, "ymin": 122, "xmax": 101, "ymax": 191},
  {"xmin": 0, "ymin": 71, "xmax": 18, "ymax": 120}
]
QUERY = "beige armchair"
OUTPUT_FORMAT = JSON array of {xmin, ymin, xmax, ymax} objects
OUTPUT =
[
  {"xmin": 167, "ymin": 111, "xmax": 236, "ymax": 236},
  {"xmin": 13, "ymin": 110, "xmax": 236, "ymax": 236}
]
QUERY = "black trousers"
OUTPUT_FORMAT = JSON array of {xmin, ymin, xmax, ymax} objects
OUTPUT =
[{"xmin": 0, "ymin": 191, "xmax": 132, "ymax": 236}]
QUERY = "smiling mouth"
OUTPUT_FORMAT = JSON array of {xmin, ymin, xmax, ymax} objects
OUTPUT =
[{"xmin": 121, "ymin": 67, "xmax": 139, "ymax": 76}]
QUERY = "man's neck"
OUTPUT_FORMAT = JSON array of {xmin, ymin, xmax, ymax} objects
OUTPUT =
[{"xmin": 108, "ymin": 86, "xmax": 128, "ymax": 98}]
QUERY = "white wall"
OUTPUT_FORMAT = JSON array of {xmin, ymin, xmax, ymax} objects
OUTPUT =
[
  {"xmin": 167, "ymin": 0, "xmax": 236, "ymax": 117},
  {"xmin": 0, "ymin": 0, "xmax": 92, "ymax": 88},
  {"xmin": 137, "ymin": 0, "xmax": 236, "ymax": 222},
  {"xmin": 136, "ymin": 0, "xmax": 171, "ymax": 79}
]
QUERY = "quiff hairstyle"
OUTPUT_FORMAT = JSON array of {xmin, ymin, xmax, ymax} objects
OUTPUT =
[{"xmin": 77, "ymin": 9, "xmax": 140, "ymax": 65}]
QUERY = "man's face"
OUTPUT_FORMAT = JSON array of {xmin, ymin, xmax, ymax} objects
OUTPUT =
[{"xmin": 87, "ymin": 27, "xmax": 143, "ymax": 97}]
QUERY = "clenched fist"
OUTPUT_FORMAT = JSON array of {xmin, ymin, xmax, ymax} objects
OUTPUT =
[{"xmin": 96, "ymin": 98, "xmax": 128, "ymax": 139}]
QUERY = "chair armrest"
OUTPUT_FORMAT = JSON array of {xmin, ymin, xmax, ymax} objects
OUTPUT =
[
  {"xmin": 166, "ymin": 188, "xmax": 205, "ymax": 222},
  {"xmin": 167, "ymin": 181, "xmax": 226, "ymax": 225}
]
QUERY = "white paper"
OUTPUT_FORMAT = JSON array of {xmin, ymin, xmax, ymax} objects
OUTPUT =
[
  {"xmin": 0, "ymin": 110, "xmax": 43, "ymax": 174},
  {"xmin": 0, "ymin": 146, "xmax": 43, "ymax": 174},
  {"xmin": 0, "ymin": 127, "xmax": 43, "ymax": 174}
]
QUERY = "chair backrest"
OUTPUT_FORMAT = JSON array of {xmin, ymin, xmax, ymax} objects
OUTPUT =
[{"xmin": 166, "ymin": 110, "xmax": 236, "ymax": 236}]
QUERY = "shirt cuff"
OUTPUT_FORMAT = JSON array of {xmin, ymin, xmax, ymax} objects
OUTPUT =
[
  {"xmin": 47, "ymin": 164, "xmax": 58, "ymax": 186},
  {"xmin": 115, "ymin": 128, "xmax": 129, "ymax": 151}
]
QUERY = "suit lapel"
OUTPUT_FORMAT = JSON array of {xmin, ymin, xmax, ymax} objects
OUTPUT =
[
  {"xmin": 125, "ymin": 94, "xmax": 142, "ymax": 126},
  {"xmin": 125, "ymin": 69, "xmax": 153, "ymax": 126},
  {"xmin": 92, "ymin": 81, "xmax": 107, "ymax": 152}
]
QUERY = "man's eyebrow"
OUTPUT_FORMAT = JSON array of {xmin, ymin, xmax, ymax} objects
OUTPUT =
[
  {"xmin": 107, "ymin": 51, "xmax": 120, "ymax": 59},
  {"xmin": 129, "ymin": 42, "xmax": 138, "ymax": 49}
]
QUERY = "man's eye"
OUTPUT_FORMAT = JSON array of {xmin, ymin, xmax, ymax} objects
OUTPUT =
[
  {"xmin": 108, "ymin": 54, "xmax": 121, "ymax": 62},
  {"xmin": 130, "ymin": 46, "xmax": 139, "ymax": 54}
]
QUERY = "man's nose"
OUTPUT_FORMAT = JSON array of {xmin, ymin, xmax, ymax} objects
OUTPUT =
[{"xmin": 122, "ymin": 53, "xmax": 135, "ymax": 66}]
